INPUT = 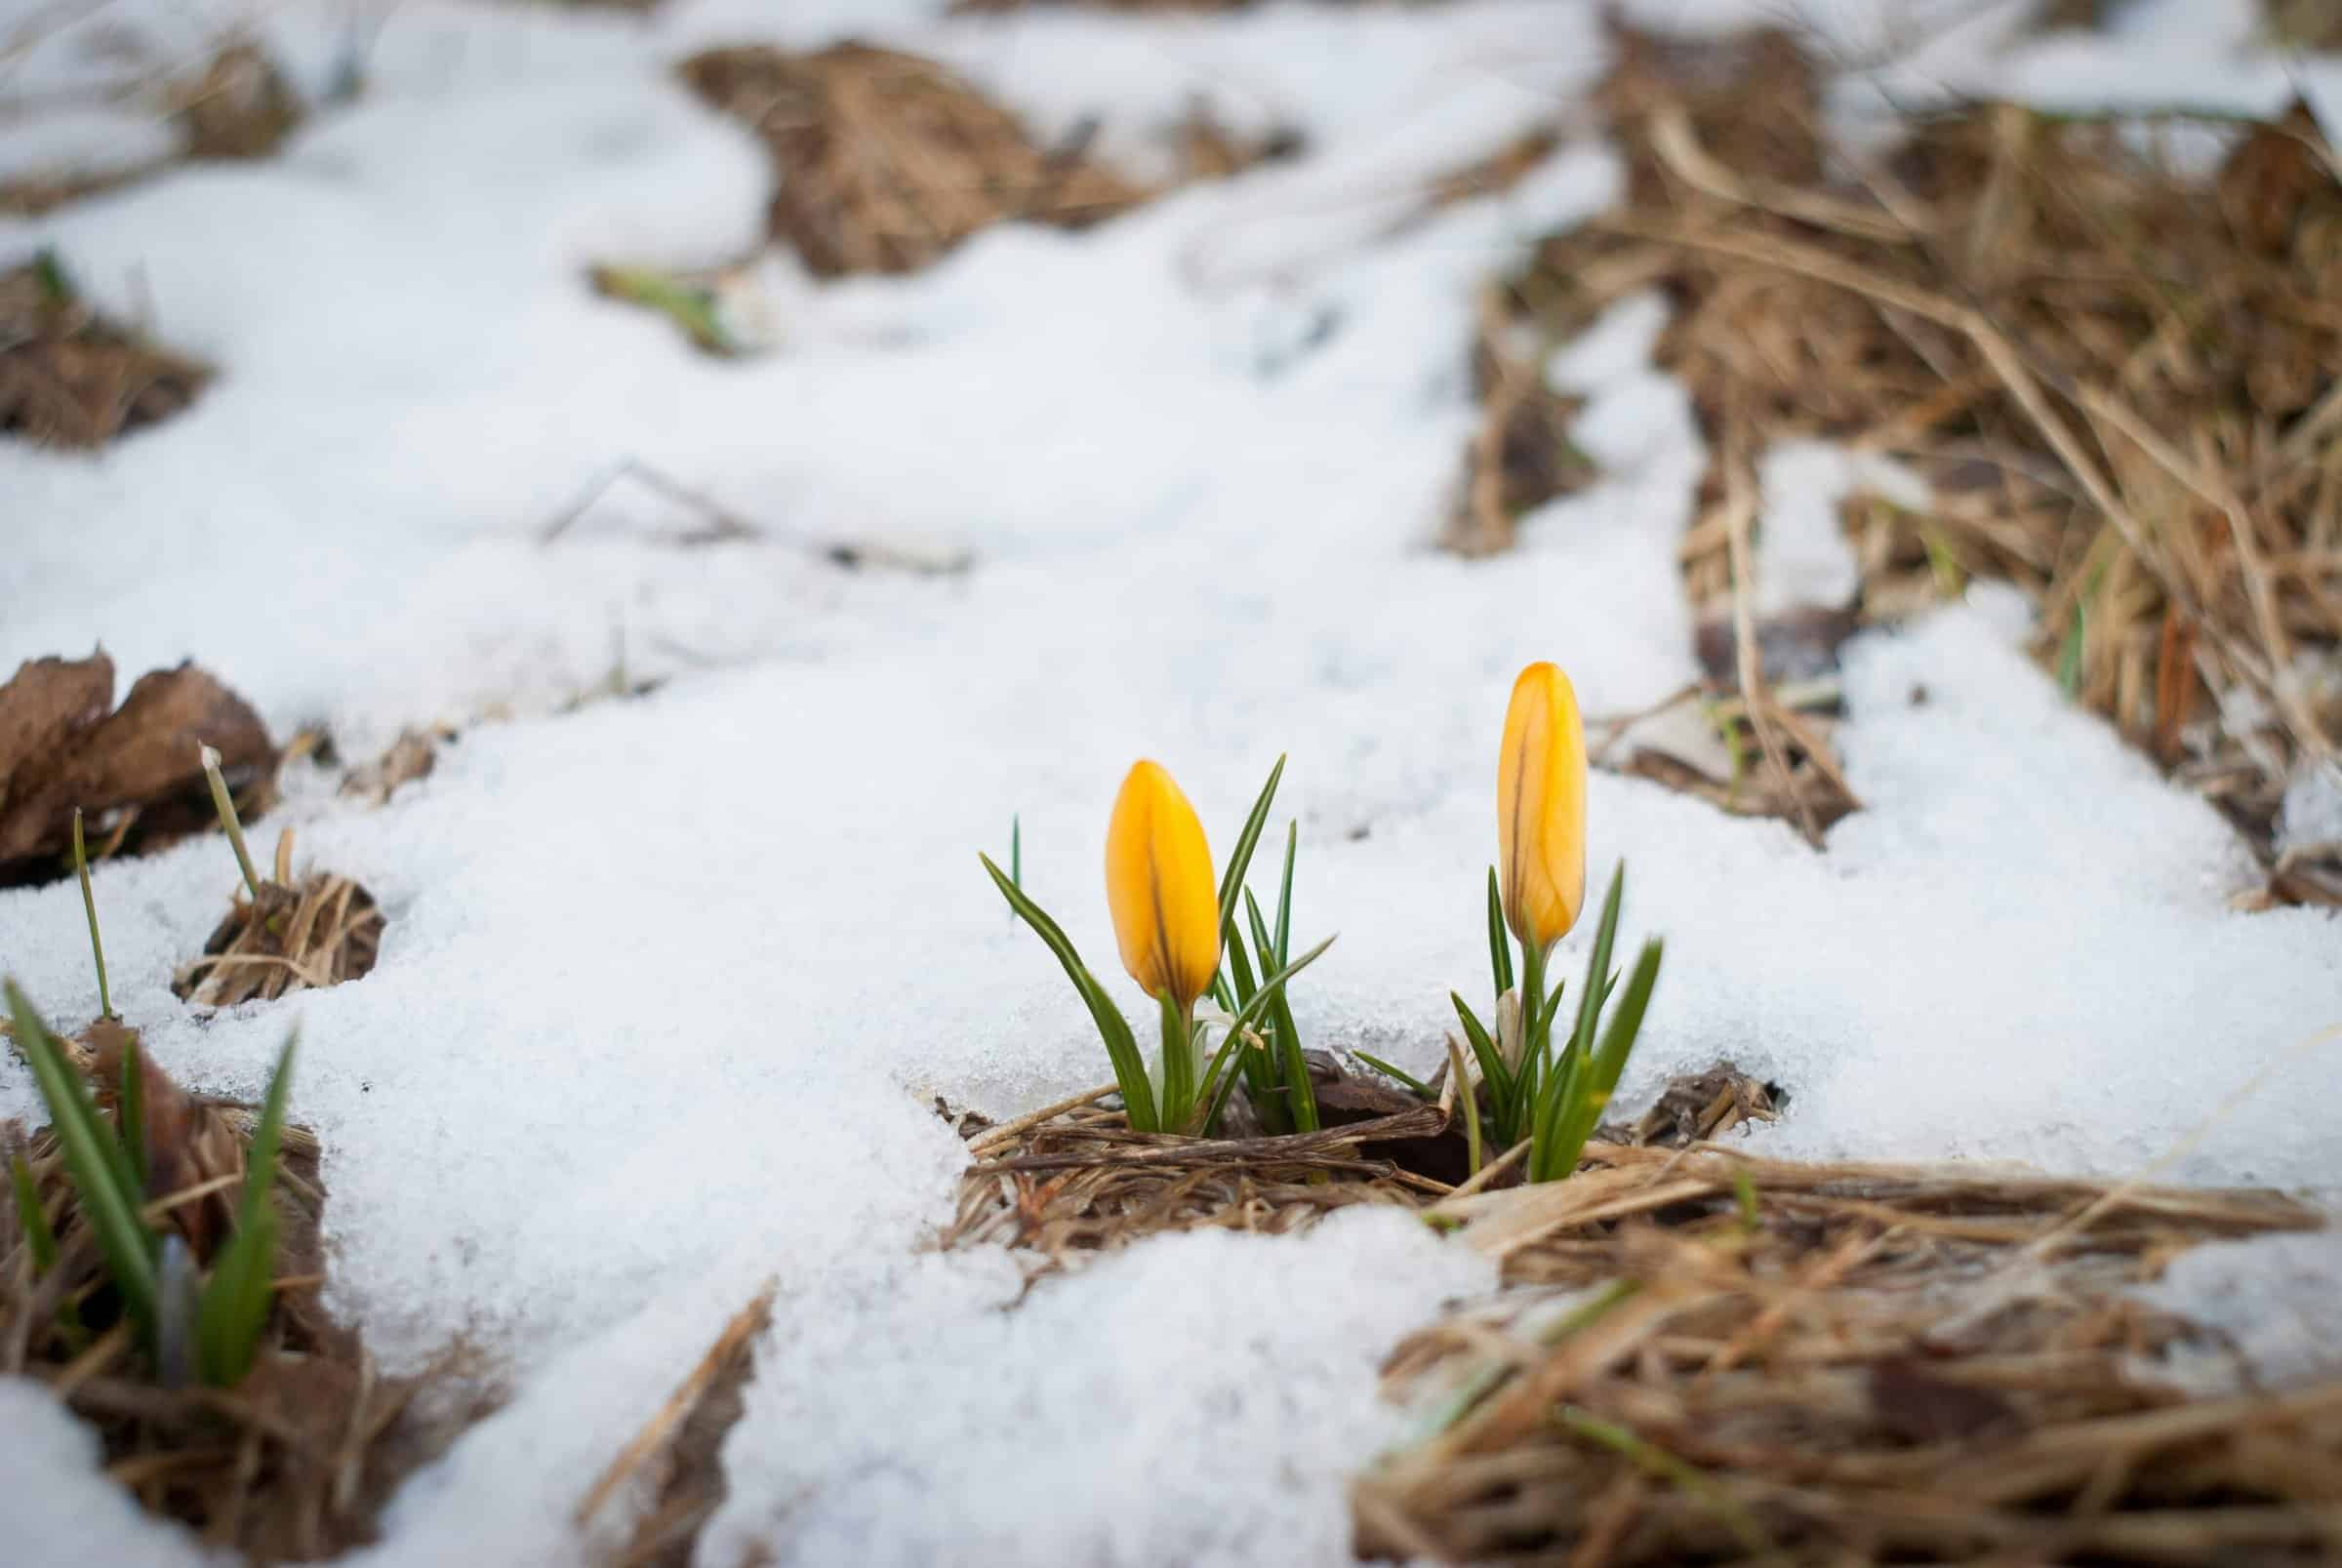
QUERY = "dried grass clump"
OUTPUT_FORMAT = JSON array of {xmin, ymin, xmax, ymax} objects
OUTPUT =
[
  {"xmin": 0, "ymin": 259, "xmax": 209, "ymax": 448},
  {"xmin": 174, "ymin": 832, "xmax": 384, "ymax": 1007},
  {"xmin": 676, "ymin": 44, "xmax": 1148, "ymax": 277},
  {"xmin": 1355, "ymin": 1141, "xmax": 2334, "ymax": 1566},
  {"xmin": 0, "ymin": 1050, "xmax": 424, "ymax": 1560},
  {"xmin": 1498, "ymin": 24, "xmax": 2342, "ymax": 897},
  {"xmin": 943, "ymin": 1083, "xmax": 1452, "ymax": 1274}
]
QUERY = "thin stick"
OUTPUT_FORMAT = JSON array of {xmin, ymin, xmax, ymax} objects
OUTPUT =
[
  {"xmin": 575, "ymin": 1280, "xmax": 776, "ymax": 1528},
  {"xmin": 198, "ymin": 744, "xmax": 262, "ymax": 899},
  {"xmin": 71, "ymin": 810, "xmax": 111, "ymax": 1019},
  {"xmin": 965, "ymin": 1083, "xmax": 1119, "ymax": 1155},
  {"xmin": 1719, "ymin": 459, "xmax": 1824, "ymax": 848}
]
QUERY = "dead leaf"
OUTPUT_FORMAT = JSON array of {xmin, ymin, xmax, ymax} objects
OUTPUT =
[
  {"xmin": 0, "ymin": 652, "xmax": 114, "ymax": 818},
  {"xmin": 0, "ymin": 656, "xmax": 276, "ymax": 886},
  {"xmin": 86, "ymin": 1022, "xmax": 244, "ymax": 1261},
  {"xmin": 341, "ymin": 730, "xmax": 439, "ymax": 806}
]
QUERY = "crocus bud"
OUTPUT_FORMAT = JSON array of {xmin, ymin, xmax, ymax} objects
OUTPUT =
[
  {"xmin": 1497, "ymin": 662, "xmax": 1588, "ymax": 954},
  {"xmin": 1106, "ymin": 760, "xmax": 1223, "ymax": 1008}
]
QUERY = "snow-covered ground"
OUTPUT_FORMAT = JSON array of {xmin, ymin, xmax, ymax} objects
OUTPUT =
[{"xmin": 2, "ymin": 1, "xmax": 2339, "ymax": 1563}]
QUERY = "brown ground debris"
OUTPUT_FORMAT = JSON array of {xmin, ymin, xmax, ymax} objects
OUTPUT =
[
  {"xmin": 0, "ymin": 258, "xmax": 210, "ymax": 448},
  {"xmin": 677, "ymin": 43, "xmax": 1150, "ymax": 278},
  {"xmin": 0, "ymin": 653, "xmax": 275, "ymax": 889},
  {"xmin": 1354, "ymin": 1141, "xmax": 2335, "ymax": 1566}
]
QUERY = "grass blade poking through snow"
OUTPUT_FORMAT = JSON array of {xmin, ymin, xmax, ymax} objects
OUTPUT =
[
  {"xmin": 196, "ymin": 1031, "xmax": 296, "ymax": 1387},
  {"xmin": 73, "ymin": 809, "xmax": 113, "ymax": 1021},
  {"xmin": 200, "ymin": 743, "xmax": 264, "ymax": 901},
  {"xmin": 5, "ymin": 982, "xmax": 158, "ymax": 1343},
  {"xmin": 981, "ymin": 855, "xmax": 1156, "ymax": 1131}
]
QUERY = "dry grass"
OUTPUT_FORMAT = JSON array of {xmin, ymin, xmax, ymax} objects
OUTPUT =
[
  {"xmin": 0, "ymin": 258, "xmax": 209, "ymax": 448},
  {"xmin": 1483, "ymin": 25, "xmax": 2342, "ymax": 895},
  {"xmin": 677, "ymin": 44, "xmax": 1151, "ymax": 278},
  {"xmin": 1354, "ymin": 1140, "xmax": 2336, "ymax": 1566},
  {"xmin": 941, "ymin": 1084, "xmax": 1454, "ymax": 1275},
  {"xmin": 0, "ymin": 1041, "xmax": 444, "ymax": 1560},
  {"xmin": 173, "ymin": 830, "xmax": 384, "ymax": 1008}
]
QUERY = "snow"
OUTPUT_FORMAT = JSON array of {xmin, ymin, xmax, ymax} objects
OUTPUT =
[
  {"xmin": 2137, "ymin": 1227, "xmax": 2342, "ymax": 1396},
  {"xmin": 1752, "ymin": 440, "xmax": 1928, "ymax": 617},
  {"xmin": 0, "ymin": 1379, "xmax": 232, "ymax": 1568},
  {"xmin": 0, "ymin": 1, "xmax": 2337, "ymax": 1564},
  {"xmin": 0, "ymin": 108, "xmax": 182, "ymax": 186}
]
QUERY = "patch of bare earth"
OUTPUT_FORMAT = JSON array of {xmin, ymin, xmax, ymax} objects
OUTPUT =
[
  {"xmin": 1465, "ymin": 24, "xmax": 2342, "ymax": 897},
  {"xmin": 1353, "ymin": 1141, "xmax": 2335, "ymax": 1565}
]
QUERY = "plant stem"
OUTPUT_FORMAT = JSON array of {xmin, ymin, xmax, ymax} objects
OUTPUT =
[
  {"xmin": 199, "ymin": 744, "xmax": 263, "ymax": 899},
  {"xmin": 1516, "ymin": 935, "xmax": 1549, "ymax": 1105},
  {"xmin": 71, "ymin": 810, "xmax": 112, "ymax": 1019},
  {"xmin": 1159, "ymin": 992, "xmax": 1193, "ymax": 1130}
]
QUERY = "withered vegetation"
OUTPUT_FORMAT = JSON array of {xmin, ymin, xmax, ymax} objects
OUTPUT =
[
  {"xmin": 942, "ymin": 1071, "xmax": 1458, "ymax": 1277},
  {"xmin": 0, "ymin": 259, "xmax": 210, "ymax": 448},
  {"xmin": 1354, "ymin": 1141, "xmax": 2336, "ymax": 1566},
  {"xmin": 1, "ymin": 1036, "xmax": 443, "ymax": 1560},
  {"xmin": 1473, "ymin": 25, "xmax": 2342, "ymax": 893},
  {"xmin": 946, "ymin": 1062, "xmax": 1777, "ymax": 1271},
  {"xmin": 174, "ymin": 829, "xmax": 384, "ymax": 1008},
  {"xmin": 677, "ymin": 43, "xmax": 1149, "ymax": 278},
  {"xmin": 0, "ymin": 653, "xmax": 273, "ymax": 889}
]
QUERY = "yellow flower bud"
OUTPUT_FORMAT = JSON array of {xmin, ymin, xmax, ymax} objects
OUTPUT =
[
  {"xmin": 1497, "ymin": 662, "xmax": 1588, "ymax": 953},
  {"xmin": 1105, "ymin": 760, "xmax": 1223, "ymax": 1008}
]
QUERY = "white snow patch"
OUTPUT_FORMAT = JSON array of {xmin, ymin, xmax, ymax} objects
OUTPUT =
[
  {"xmin": 1755, "ymin": 440, "xmax": 1930, "ymax": 616},
  {"xmin": 0, "ymin": 1380, "xmax": 227, "ymax": 1567},
  {"xmin": 2136, "ymin": 1228, "xmax": 2342, "ymax": 1396}
]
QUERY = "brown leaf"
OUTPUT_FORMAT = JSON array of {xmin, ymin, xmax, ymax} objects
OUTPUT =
[
  {"xmin": 0, "ymin": 660, "xmax": 275, "ymax": 882},
  {"xmin": 0, "ymin": 651, "xmax": 114, "ymax": 821},
  {"xmin": 85, "ymin": 1021, "xmax": 243, "ymax": 1261},
  {"xmin": 341, "ymin": 729, "xmax": 438, "ymax": 806}
]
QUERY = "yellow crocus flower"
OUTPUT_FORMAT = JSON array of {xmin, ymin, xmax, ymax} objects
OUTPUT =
[
  {"xmin": 1105, "ymin": 760, "xmax": 1223, "ymax": 1008},
  {"xmin": 1497, "ymin": 662, "xmax": 1588, "ymax": 954}
]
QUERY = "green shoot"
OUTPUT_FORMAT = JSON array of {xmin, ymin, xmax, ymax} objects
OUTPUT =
[
  {"xmin": 199, "ymin": 743, "xmax": 263, "ymax": 900},
  {"xmin": 1354, "ymin": 1050, "xmax": 1434, "ymax": 1101},
  {"xmin": 197, "ymin": 1033, "xmax": 295, "ymax": 1387},
  {"xmin": 981, "ymin": 856, "xmax": 1157, "ymax": 1131},
  {"xmin": 72, "ymin": 810, "xmax": 112, "ymax": 1020},
  {"xmin": 1010, "ymin": 816, "xmax": 1022, "ymax": 892},
  {"xmin": 6, "ymin": 982, "xmax": 157, "ymax": 1342},
  {"xmin": 10, "ymin": 1154, "xmax": 59, "ymax": 1276},
  {"xmin": 5, "ymin": 982, "xmax": 296, "ymax": 1387},
  {"xmin": 1453, "ymin": 865, "xmax": 1665, "ymax": 1186}
]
